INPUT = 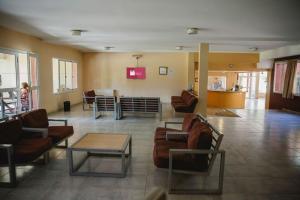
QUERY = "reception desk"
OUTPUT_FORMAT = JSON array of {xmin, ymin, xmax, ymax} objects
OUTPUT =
[{"xmin": 207, "ymin": 90, "xmax": 246, "ymax": 109}]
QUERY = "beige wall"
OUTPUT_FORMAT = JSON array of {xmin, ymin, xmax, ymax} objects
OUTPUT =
[
  {"xmin": 0, "ymin": 26, "xmax": 83, "ymax": 112},
  {"xmin": 83, "ymin": 52, "xmax": 188, "ymax": 102}
]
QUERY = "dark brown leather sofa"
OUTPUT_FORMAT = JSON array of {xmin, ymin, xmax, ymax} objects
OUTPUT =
[
  {"xmin": 19, "ymin": 109, "xmax": 74, "ymax": 147},
  {"xmin": 153, "ymin": 114, "xmax": 225, "ymax": 194},
  {"xmin": 171, "ymin": 90, "xmax": 198, "ymax": 113},
  {"xmin": 154, "ymin": 113, "xmax": 198, "ymax": 142},
  {"xmin": 153, "ymin": 118, "xmax": 213, "ymax": 171},
  {"xmin": 0, "ymin": 119, "xmax": 52, "ymax": 187}
]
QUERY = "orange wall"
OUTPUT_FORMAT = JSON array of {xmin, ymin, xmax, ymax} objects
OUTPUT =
[
  {"xmin": 83, "ymin": 52, "xmax": 188, "ymax": 102},
  {"xmin": 194, "ymin": 52, "xmax": 259, "ymax": 71},
  {"xmin": 0, "ymin": 26, "xmax": 83, "ymax": 112}
]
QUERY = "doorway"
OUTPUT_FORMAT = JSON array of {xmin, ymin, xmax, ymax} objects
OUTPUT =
[
  {"xmin": 0, "ymin": 49, "xmax": 39, "ymax": 119},
  {"xmin": 238, "ymin": 71, "xmax": 267, "ymax": 110}
]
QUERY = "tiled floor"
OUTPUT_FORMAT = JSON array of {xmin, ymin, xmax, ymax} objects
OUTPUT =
[{"xmin": 1, "ymin": 104, "xmax": 300, "ymax": 200}]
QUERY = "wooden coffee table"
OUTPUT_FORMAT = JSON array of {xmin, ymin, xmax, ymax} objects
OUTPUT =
[{"xmin": 67, "ymin": 133, "xmax": 132, "ymax": 177}]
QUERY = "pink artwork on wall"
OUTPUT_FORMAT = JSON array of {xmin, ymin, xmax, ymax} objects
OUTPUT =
[{"xmin": 126, "ymin": 67, "xmax": 146, "ymax": 79}]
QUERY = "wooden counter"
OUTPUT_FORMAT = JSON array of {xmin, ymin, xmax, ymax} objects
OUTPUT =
[{"xmin": 207, "ymin": 90, "xmax": 246, "ymax": 109}]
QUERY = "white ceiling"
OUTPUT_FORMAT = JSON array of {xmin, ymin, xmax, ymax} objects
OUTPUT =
[{"xmin": 0, "ymin": 0, "xmax": 300, "ymax": 52}]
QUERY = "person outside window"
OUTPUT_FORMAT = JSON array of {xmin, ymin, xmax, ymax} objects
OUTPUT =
[{"xmin": 21, "ymin": 82, "xmax": 30, "ymax": 111}]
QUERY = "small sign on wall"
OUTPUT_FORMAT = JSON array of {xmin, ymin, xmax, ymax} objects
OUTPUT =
[{"xmin": 159, "ymin": 66, "xmax": 168, "ymax": 75}]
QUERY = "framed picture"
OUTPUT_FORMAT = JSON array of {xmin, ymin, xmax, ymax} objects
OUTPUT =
[{"xmin": 159, "ymin": 66, "xmax": 168, "ymax": 75}]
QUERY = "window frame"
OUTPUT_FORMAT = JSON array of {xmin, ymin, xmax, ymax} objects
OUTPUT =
[
  {"xmin": 292, "ymin": 61, "xmax": 300, "ymax": 96},
  {"xmin": 273, "ymin": 61, "xmax": 288, "ymax": 94},
  {"xmin": 52, "ymin": 58, "xmax": 78, "ymax": 94}
]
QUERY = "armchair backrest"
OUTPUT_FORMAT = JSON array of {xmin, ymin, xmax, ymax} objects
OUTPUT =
[
  {"xmin": 0, "ymin": 119, "xmax": 22, "ymax": 144},
  {"xmin": 182, "ymin": 113, "xmax": 198, "ymax": 131},
  {"xmin": 20, "ymin": 109, "xmax": 49, "ymax": 128},
  {"xmin": 83, "ymin": 90, "xmax": 96, "ymax": 104}
]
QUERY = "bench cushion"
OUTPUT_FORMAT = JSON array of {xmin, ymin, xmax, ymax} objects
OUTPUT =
[
  {"xmin": 48, "ymin": 126, "xmax": 74, "ymax": 144},
  {"xmin": 0, "ymin": 137, "xmax": 52, "ymax": 164},
  {"xmin": 153, "ymin": 140, "xmax": 209, "ymax": 171}
]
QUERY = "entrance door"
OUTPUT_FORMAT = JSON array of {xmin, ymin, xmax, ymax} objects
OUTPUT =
[
  {"xmin": 0, "ymin": 49, "xmax": 39, "ymax": 119},
  {"xmin": 238, "ymin": 72, "xmax": 257, "ymax": 99},
  {"xmin": 28, "ymin": 54, "xmax": 39, "ymax": 110},
  {"xmin": 0, "ymin": 51, "xmax": 18, "ymax": 118}
]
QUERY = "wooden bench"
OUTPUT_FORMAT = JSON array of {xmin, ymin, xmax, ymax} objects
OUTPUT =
[{"xmin": 119, "ymin": 97, "xmax": 162, "ymax": 120}]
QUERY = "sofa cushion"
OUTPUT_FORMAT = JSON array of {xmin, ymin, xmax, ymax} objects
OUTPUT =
[
  {"xmin": 182, "ymin": 114, "xmax": 198, "ymax": 131},
  {"xmin": 187, "ymin": 121, "xmax": 212, "ymax": 149},
  {"xmin": 14, "ymin": 137, "xmax": 52, "ymax": 164},
  {"xmin": 48, "ymin": 126, "xmax": 74, "ymax": 143},
  {"xmin": 153, "ymin": 140, "xmax": 208, "ymax": 171},
  {"xmin": 0, "ymin": 137, "xmax": 52, "ymax": 165},
  {"xmin": 0, "ymin": 119, "xmax": 22, "ymax": 144},
  {"xmin": 153, "ymin": 141, "xmax": 187, "ymax": 168},
  {"xmin": 21, "ymin": 109, "xmax": 49, "ymax": 128}
]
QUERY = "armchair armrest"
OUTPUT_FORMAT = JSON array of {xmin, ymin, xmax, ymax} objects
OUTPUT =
[
  {"xmin": 0, "ymin": 144, "xmax": 13, "ymax": 149},
  {"xmin": 22, "ymin": 127, "xmax": 48, "ymax": 138},
  {"xmin": 0, "ymin": 144, "xmax": 14, "ymax": 163},
  {"xmin": 166, "ymin": 131, "xmax": 188, "ymax": 141},
  {"xmin": 164, "ymin": 121, "xmax": 183, "ymax": 128},
  {"xmin": 48, "ymin": 119, "xmax": 68, "ymax": 126},
  {"xmin": 169, "ymin": 149, "xmax": 225, "ymax": 155}
]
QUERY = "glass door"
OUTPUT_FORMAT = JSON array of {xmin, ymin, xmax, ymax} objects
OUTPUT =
[
  {"xmin": 28, "ymin": 54, "xmax": 39, "ymax": 110},
  {"xmin": 0, "ymin": 50, "xmax": 18, "ymax": 118},
  {"xmin": 238, "ymin": 72, "xmax": 258, "ymax": 99},
  {"xmin": 0, "ymin": 49, "xmax": 40, "ymax": 119}
]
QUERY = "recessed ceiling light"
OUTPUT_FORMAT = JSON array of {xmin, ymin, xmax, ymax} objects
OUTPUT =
[
  {"xmin": 175, "ymin": 46, "xmax": 184, "ymax": 50},
  {"xmin": 104, "ymin": 46, "xmax": 114, "ymax": 50},
  {"xmin": 71, "ymin": 29, "xmax": 87, "ymax": 36},
  {"xmin": 249, "ymin": 47, "xmax": 258, "ymax": 51},
  {"xmin": 186, "ymin": 27, "xmax": 199, "ymax": 35}
]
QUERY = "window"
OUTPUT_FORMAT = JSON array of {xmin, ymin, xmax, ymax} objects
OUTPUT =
[
  {"xmin": 293, "ymin": 62, "xmax": 300, "ymax": 96},
  {"xmin": 52, "ymin": 58, "xmax": 78, "ymax": 93},
  {"xmin": 273, "ymin": 62, "xmax": 287, "ymax": 94}
]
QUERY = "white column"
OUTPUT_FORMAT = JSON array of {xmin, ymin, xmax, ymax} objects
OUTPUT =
[{"xmin": 197, "ymin": 43, "xmax": 209, "ymax": 116}]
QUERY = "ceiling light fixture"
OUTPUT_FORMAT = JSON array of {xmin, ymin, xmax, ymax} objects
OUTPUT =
[
  {"xmin": 104, "ymin": 46, "xmax": 114, "ymax": 50},
  {"xmin": 249, "ymin": 47, "xmax": 258, "ymax": 51},
  {"xmin": 186, "ymin": 27, "xmax": 199, "ymax": 35},
  {"xmin": 71, "ymin": 29, "xmax": 87, "ymax": 36},
  {"xmin": 175, "ymin": 46, "xmax": 184, "ymax": 50}
]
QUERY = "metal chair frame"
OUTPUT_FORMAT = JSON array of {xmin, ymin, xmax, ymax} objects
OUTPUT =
[{"xmin": 167, "ymin": 114, "xmax": 225, "ymax": 194}]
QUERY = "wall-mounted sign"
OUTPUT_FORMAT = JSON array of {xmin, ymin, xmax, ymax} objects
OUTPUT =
[{"xmin": 126, "ymin": 67, "xmax": 146, "ymax": 79}]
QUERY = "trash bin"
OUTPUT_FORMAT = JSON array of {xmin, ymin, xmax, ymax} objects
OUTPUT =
[{"xmin": 64, "ymin": 101, "xmax": 70, "ymax": 112}]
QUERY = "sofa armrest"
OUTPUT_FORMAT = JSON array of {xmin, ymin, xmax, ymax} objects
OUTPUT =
[
  {"xmin": 169, "ymin": 149, "xmax": 225, "ymax": 155},
  {"xmin": 0, "ymin": 144, "xmax": 14, "ymax": 161},
  {"xmin": 164, "ymin": 121, "xmax": 183, "ymax": 128},
  {"xmin": 48, "ymin": 119, "xmax": 68, "ymax": 126},
  {"xmin": 166, "ymin": 131, "xmax": 188, "ymax": 141},
  {"xmin": 22, "ymin": 127, "xmax": 48, "ymax": 138},
  {"xmin": 0, "ymin": 144, "xmax": 13, "ymax": 149}
]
